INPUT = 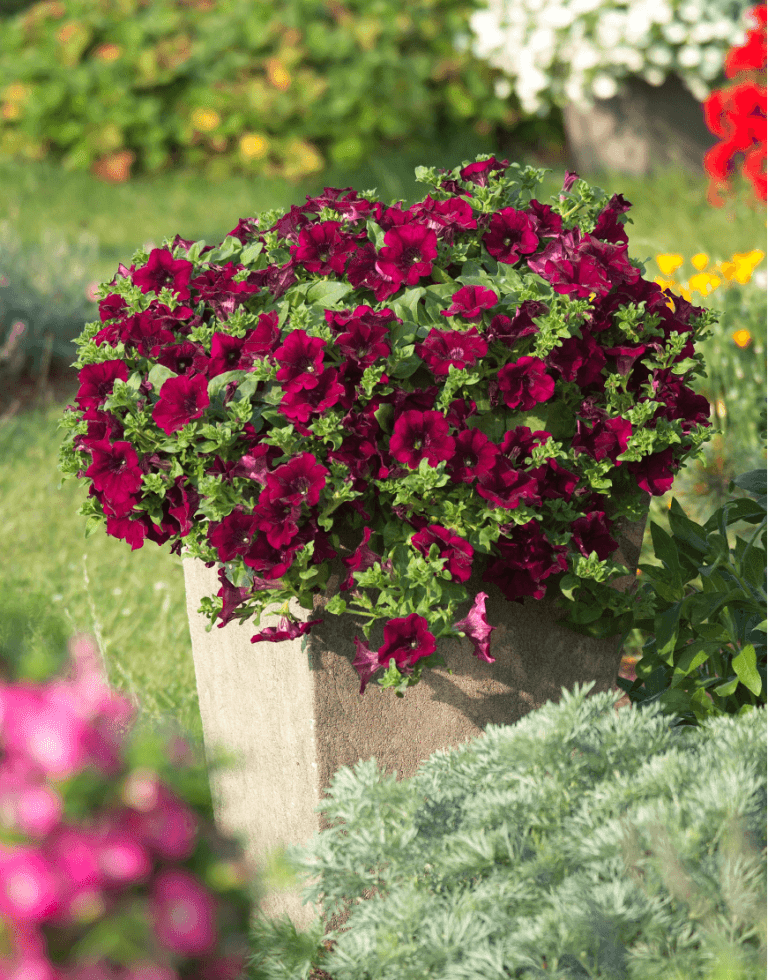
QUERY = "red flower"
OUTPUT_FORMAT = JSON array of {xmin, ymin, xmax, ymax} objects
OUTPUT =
[
  {"xmin": 76, "ymin": 360, "xmax": 128, "ymax": 410},
  {"xmin": 375, "ymin": 223, "xmax": 438, "ymax": 287},
  {"xmin": 131, "ymin": 248, "xmax": 194, "ymax": 301},
  {"xmin": 440, "ymin": 285, "xmax": 499, "ymax": 320},
  {"xmin": 497, "ymin": 356, "xmax": 556, "ymax": 411},
  {"xmin": 85, "ymin": 440, "xmax": 143, "ymax": 503},
  {"xmin": 482, "ymin": 208, "xmax": 539, "ymax": 264},
  {"xmin": 703, "ymin": 3, "xmax": 767, "ymax": 204},
  {"xmin": 152, "ymin": 374, "xmax": 210, "ymax": 434}
]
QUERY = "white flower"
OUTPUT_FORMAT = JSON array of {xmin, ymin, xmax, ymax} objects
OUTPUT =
[
  {"xmin": 494, "ymin": 78, "xmax": 513, "ymax": 99},
  {"xmin": 592, "ymin": 73, "xmax": 619, "ymax": 99},
  {"xmin": 688, "ymin": 22, "xmax": 719, "ymax": 44},
  {"xmin": 679, "ymin": 2, "xmax": 701, "ymax": 23},
  {"xmin": 643, "ymin": 67, "xmax": 666, "ymax": 86},
  {"xmin": 614, "ymin": 46, "xmax": 645, "ymax": 72},
  {"xmin": 647, "ymin": 45, "xmax": 674, "ymax": 67},
  {"xmin": 686, "ymin": 77, "xmax": 710, "ymax": 101},
  {"xmin": 648, "ymin": 1, "xmax": 673, "ymax": 26},
  {"xmin": 572, "ymin": 43, "xmax": 602, "ymax": 71},
  {"xmin": 677, "ymin": 45, "xmax": 702, "ymax": 68},
  {"xmin": 528, "ymin": 26, "xmax": 556, "ymax": 54},
  {"xmin": 661, "ymin": 21, "xmax": 690, "ymax": 45}
]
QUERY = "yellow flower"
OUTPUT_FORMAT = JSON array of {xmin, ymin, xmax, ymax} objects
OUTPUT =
[
  {"xmin": 191, "ymin": 108, "xmax": 220, "ymax": 132},
  {"xmin": 1, "ymin": 103, "xmax": 20, "ymax": 121},
  {"xmin": 717, "ymin": 259, "xmax": 739, "ymax": 281},
  {"xmin": 654, "ymin": 275, "xmax": 679, "ymax": 292},
  {"xmin": 266, "ymin": 59, "xmax": 291, "ymax": 91},
  {"xmin": 733, "ymin": 329, "xmax": 752, "ymax": 348},
  {"xmin": 730, "ymin": 249, "xmax": 765, "ymax": 284},
  {"xmin": 239, "ymin": 133, "xmax": 269, "ymax": 160},
  {"xmin": 655, "ymin": 253, "xmax": 684, "ymax": 276},
  {"xmin": 716, "ymin": 399, "xmax": 727, "ymax": 418},
  {"xmin": 688, "ymin": 272, "xmax": 720, "ymax": 296},
  {"xmin": 691, "ymin": 252, "xmax": 709, "ymax": 271},
  {"xmin": 3, "ymin": 83, "xmax": 29, "ymax": 104}
]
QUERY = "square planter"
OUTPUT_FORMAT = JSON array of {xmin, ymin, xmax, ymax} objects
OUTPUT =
[
  {"xmin": 182, "ymin": 506, "xmax": 647, "ymax": 936},
  {"xmin": 563, "ymin": 73, "xmax": 719, "ymax": 177}
]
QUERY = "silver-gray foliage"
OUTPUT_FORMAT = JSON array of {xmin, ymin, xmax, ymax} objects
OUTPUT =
[{"xmin": 281, "ymin": 682, "xmax": 766, "ymax": 979}]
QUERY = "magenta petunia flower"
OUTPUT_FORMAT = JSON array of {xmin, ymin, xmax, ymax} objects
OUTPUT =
[
  {"xmin": 347, "ymin": 241, "xmax": 401, "ymax": 301},
  {"xmin": 149, "ymin": 868, "xmax": 218, "ymax": 957},
  {"xmin": 290, "ymin": 220, "xmax": 358, "ymax": 275},
  {"xmin": 85, "ymin": 440, "xmax": 144, "ymax": 503},
  {"xmin": 497, "ymin": 356, "xmax": 556, "ymax": 411},
  {"xmin": 571, "ymin": 511, "xmax": 619, "ymax": 560},
  {"xmin": 262, "ymin": 452, "xmax": 330, "ymax": 508},
  {"xmin": 627, "ymin": 447, "xmax": 678, "ymax": 495},
  {"xmin": 571, "ymin": 416, "xmax": 632, "ymax": 464},
  {"xmin": 483, "ymin": 520, "xmax": 568, "ymax": 602},
  {"xmin": 278, "ymin": 367, "xmax": 347, "ymax": 424},
  {"xmin": 273, "ymin": 329, "xmax": 328, "ymax": 392},
  {"xmin": 546, "ymin": 331, "xmax": 607, "ymax": 387},
  {"xmin": 459, "ymin": 156, "xmax": 509, "ymax": 186},
  {"xmin": 352, "ymin": 612, "xmax": 436, "ymax": 694},
  {"xmin": 131, "ymin": 248, "xmax": 194, "ymax": 301},
  {"xmin": 375, "ymin": 223, "xmax": 438, "ymax": 286},
  {"xmin": 486, "ymin": 299, "xmax": 548, "ymax": 347},
  {"xmin": 328, "ymin": 305, "xmax": 396, "ymax": 368},
  {"xmin": 410, "ymin": 525, "xmax": 474, "ymax": 583},
  {"xmin": 250, "ymin": 615, "xmax": 324, "ymax": 643},
  {"xmin": 389, "ymin": 409, "xmax": 456, "ymax": 470},
  {"xmin": 152, "ymin": 373, "xmax": 210, "ymax": 435},
  {"xmin": 476, "ymin": 456, "xmax": 541, "ymax": 510},
  {"xmin": 208, "ymin": 332, "xmax": 251, "ymax": 377},
  {"xmin": 208, "ymin": 507, "xmax": 261, "ymax": 562},
  {"xmin": 452, "ymin": 591, "xmax": 498, "ymax": 663},
  {"xmin": 338, "ymin": 526, "xmax": 395, "ymax": 591},
  {"xmin": 445, "ymin": 427, "xmax": 499, "ymax": 485},
  {"xmin": 525, "ymin": 199, "xmax": 563, "ymax": 239},
  {"xmin": 415, "ymin": 326, "xmax": 489, "ymax": 378},
  {"xmin": 156, "ymin": 340, "xmax": 210, "ymax": 377},
  {"xmin": 440, "ymin": 285, "xmax": 499, "ymax": 320},
  {"xmin": 408, "ymin": 194, "xmax": 478, "ymax": 241},
  {"xmin": 76, "ymin": 360, "xmax": 129, "ymax": 411},
  {"xmin": 483, "ymin": 208, "xmax": 539, "ymax": 264}
]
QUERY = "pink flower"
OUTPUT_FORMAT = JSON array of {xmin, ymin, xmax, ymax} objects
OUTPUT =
[
  {"xmin": 149, "ymin": 868, "xmax": 219, "ymax": 957},
  {"xmin": 0, "ymin": 846, "xmax": 61, "ymax": 922}
]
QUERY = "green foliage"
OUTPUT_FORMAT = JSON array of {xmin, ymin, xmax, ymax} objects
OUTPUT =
[
  {"xmin": 263, "ymin": 684, "xmax": 767, "ymax": 980},
  {"xmin": 619, "ymin": 467, "xmax": 767, "ymax": 727},
  {"xmin": 0, "ymin": 0, "xmax": 521, "ymax": 183},
  {"xmin": 0, "ymin": 581, "xmax": 71, "ymax": 684},
  {"xmin": 694, "ymin": 280, "xmax": 767, "ymax": 454},
  {"xmin": 0, "ymin": 218, "xmax": 99, "ymax": 380}
]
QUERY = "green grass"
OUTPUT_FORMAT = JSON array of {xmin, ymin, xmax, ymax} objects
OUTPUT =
[{"xmin": 0, "ymin": 140, "xmax": 765, "ymax": 972}]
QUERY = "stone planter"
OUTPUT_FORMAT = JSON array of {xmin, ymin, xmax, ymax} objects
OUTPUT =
[
  {"xmin": 182, "ymin": 507, "xmax": 647, "ymax": 935},
  {"xmin": 562, "ymin": 73, "xmax": 719, "ymax": 177}
]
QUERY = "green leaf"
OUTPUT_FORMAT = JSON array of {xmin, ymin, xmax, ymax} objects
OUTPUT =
[
  {"xmin": 667, "ymin": 498, "xmax": 710, "ymax": 555},
  {"xmin": 659, "ymin": 687, "xmax": 692, "ymax": 716},
  {"xmin": 650, "ymin": 522, "xmax": 682, "ymax": 579},
  {"xmin": 732, "ymin": 467, "xmax": 767, "ymax": 502},
  {"xmin": 147, "ymin": 363, "xmax": 176, "ymax": 391},
  {"xmin": 305, "ymin": 280, "xmax": 354, "ymax": 307},
  {"xmin": 654, "ymin": 602, "xmax": 681, "ymax": 662},
  {"xmin": 732, "ymin": 643, "xmax": 762, "ymax": 696},
  {"xmin": 713, "ymin": 676, "xmax": 739, "ymax": 697},
  {"xmin": 240, "ymin": 241, "xmax": 264, "ymax": 265},
  {"xmin": 670, "ymin": 643, "xmax": 713, "ymax": 686}
]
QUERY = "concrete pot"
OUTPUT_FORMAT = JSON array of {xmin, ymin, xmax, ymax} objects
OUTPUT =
[
  {"xmin": 182, "ymin": 506, "xmax": 647, "ymax": 935},
  {"xmin": 563, "ymin": 73, "xmax": 719, "ymax": 177}
]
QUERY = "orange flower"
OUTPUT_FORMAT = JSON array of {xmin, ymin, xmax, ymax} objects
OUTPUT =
[
  {"xmin": 94, "ymin": 43, "xmax": 122, "ymax": 62},
  {"xmin": 733, "ymin": 329, "xmax": 753, "ymax": 348},
  {"xmin": 266, "ymin": 58, "xmax": 291, "ymax": 90},
  {"xmin": 90, "ymin": 149, "xmax": 135, "ymax": 184},
  {"xmin": 57, "ymin": 22, "xmax": 81, "ymax": 45}
]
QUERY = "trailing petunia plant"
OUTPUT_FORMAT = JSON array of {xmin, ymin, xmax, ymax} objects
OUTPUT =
[{"xmin": 58, "ymin": 156, "xmax": 715, "ymax": 698}]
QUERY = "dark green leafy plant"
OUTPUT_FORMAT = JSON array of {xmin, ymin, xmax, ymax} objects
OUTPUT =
[{"xmin": 618, "ymin": 465, "xmax": 767, "ymax": 727}]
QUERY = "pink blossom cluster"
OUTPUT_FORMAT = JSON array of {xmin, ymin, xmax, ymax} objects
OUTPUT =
[
  {"xmin": 64, "ymin": 157, "xmax": 712, "ymax": 694},
  {"xmin": 0, "ymin": 635, "xmax": 252, "ymax": 980}
]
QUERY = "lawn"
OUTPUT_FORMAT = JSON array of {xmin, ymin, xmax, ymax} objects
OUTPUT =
[{"xmin": 0, "ymin": 138, "xmax": 765, "ymax": 966}]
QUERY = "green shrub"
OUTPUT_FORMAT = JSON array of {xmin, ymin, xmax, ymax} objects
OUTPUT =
[
  {"xmin": 270, "ymin": 684, "xmax": 766, "ymax": 980},
  {"xmin": 619, "ymin": 466, "xmax": 767, "ymax": 728},
  {"xmin": 0, "ymin": 0, "xmax": 525, "ymax": 183},
  {"xmin": 0, "ymin": 218, "xmax": 99, "ymax": 381}
]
